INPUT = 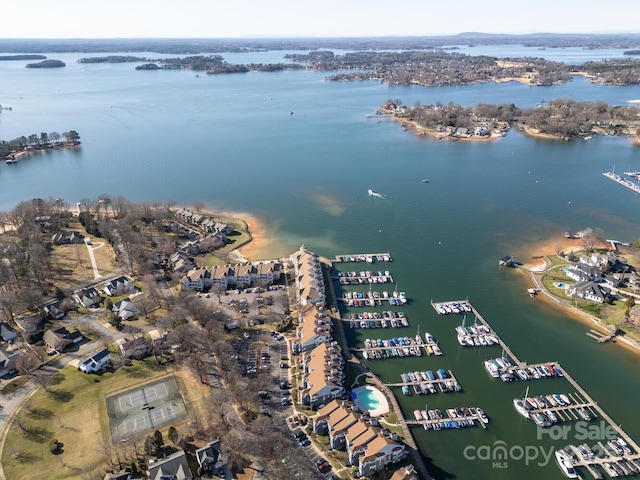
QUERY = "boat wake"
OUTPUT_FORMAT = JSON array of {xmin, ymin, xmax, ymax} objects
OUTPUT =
[{"xmin": 368, "ymin": 189, "xmax": 387, "ymax": 199}]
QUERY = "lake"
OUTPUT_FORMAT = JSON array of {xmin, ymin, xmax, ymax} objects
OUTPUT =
[{"xmin": 1, "ymin": 48, "xmax": 639, "ymax": 480}]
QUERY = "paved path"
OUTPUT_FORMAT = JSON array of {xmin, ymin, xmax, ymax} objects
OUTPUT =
[{"xmin": 84, "ymin": 237, "xmax": 101, "ymax": 279}]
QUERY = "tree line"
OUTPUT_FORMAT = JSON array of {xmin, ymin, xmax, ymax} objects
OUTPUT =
[
  {"xmin": 0, "ymin": 130, "xmax": 80, "ymax": 160},
  {"xmin": 387, "ymin": 99, "xmax": 640, "ymax": 139}
]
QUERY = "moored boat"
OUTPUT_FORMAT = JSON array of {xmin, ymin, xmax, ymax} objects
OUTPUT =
[{"xmin": 555, "ymin": 450, "xmax": 578, "ymax": 478}]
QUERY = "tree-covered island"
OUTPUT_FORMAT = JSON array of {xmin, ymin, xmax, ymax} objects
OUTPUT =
[
  {"xmin": 25, "ymin": 59, "xmax": 65, "ymax": 68},
  {"xmin": 380, "ymin": 99, "xmax": 640, "ymax": 142},
  {"xmin": 286, "ymin": 50, "xmax": 640, "ymax": 87}
]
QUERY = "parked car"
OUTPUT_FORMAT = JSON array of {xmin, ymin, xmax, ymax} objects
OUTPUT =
[{"xmin": 299, "ymin": 438, "xmax": 311, "ymax": 447}]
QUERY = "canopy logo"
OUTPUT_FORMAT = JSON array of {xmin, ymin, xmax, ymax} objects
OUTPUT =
[{"xmin": 463, "ymin": 440, "xmax": 555, "ymax": 468}]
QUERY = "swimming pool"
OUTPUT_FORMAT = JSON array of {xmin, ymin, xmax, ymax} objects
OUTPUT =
[
  {"xmin": 350, "ymin": 385, "xmax": 389, "ymax": 417},
  {"xmin": 554, "ymin": 282, "xmax": 568, "ymax": 289}
]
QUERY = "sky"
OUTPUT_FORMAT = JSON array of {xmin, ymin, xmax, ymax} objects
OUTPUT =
[{"xmin": 1, "ymin": 0, "xmax": 638, "ymax": 39}]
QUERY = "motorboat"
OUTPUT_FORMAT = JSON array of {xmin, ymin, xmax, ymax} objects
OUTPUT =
[{"xmin": 555, "ymin": 450, "xmax": 578, "ymax": 478}]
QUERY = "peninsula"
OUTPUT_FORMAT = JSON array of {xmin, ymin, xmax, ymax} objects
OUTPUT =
[{"xmin": 379, "ymin": 99, "xmax": 640, "ymax": 142}]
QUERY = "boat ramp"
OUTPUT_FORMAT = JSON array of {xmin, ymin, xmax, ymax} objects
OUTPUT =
[{"xmin": 334, "ymin": 252, "xmax": 392, "ymax": 263}]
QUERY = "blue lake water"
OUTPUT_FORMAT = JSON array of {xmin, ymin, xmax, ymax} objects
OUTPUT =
[{"xmin": 1, "ymin": 48, "xmax": 639, "ymax": 479}]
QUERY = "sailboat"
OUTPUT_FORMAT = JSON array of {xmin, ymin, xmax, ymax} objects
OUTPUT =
[{"xmin": 513, "ymin": 386, "xmax": 531, "ymax": 419}]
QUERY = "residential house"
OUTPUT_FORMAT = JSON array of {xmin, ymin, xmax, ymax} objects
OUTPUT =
[
  {"xmin": 629, "ymin": 305, "xmax": 640, "ymax": 326},
  {"xmin": 292, "ymin": 305, "xmax": 333, "ymax": 353},
  {"xmin": 52, "ymin": 230, "xmax": 85, "ymax": 245},
  {"xmin": 0, "ymin": 323, "xmax": 17, "ymax": 343},
  {"xmin": 300, "ymin": 342, "xmax": 344, "ymax": 408},
  {"xmin": 103, "ymin": 276, "xmax": 135, "ymax": 296},
  {"xmin": 113, "ymin": 298, "xmax": 136, "ymax": 320},
  {"xmin": 0, "ymin": 349, "xmax": 19, "ymax": 377},
  {"xmin": 331, "ymin": 412, "xmax": 369, "ymax": 450},
  {"xmin": 78, "ymin": 348, "xmax": 111, "ymax": 373},
  {"xmin": 14, "ymin": 314, "xmax": 41, "ymax": 334},
  {"xmin": 43, "ymin": 301, "xmax": 65, "ymax": 320},
  {"xmin": 564, "ymin": 264, "xmax": 602, "ymax": 283},
  {"xmin": 290, "ymin": 246, "xmax": 326, "ymax": 307},
  {"xmin": 313, "ymin": 399, "xmax": 349, "ymax": 435},
  {"xmin": 579, "ymin": 252, "xmax": 611, "ymax": 270},
  {"xmin": 44, "ymin": 327, "xmax": 83, "ymax": 352},
  {"xmin": 74, "ymin": 287, "xmax": 102, "ymax": 308},
  {"xmin": 103, "ymin": 467, "xmax": 132, "ymax": 480},
  {"xmin": 568, "ymin": 280, "xmax": 608, "ymax": 304},
  {"xmin": 326, "ymin": 408, "xmax": 359, "ymax": 449},
  {"xmin": 169, "ymin": 251, "xmax": 196, "ymax": 273},
  {"xmin": 117, "ymin": 337, "xmax": 149, "ymax": 359},
  {"xmin": 182, "ymin": 268, "xmax": 211, "ymax": 291},
  {"xmin": 390, "ymin": 464, "xmax": 419, "ymax": 480},
  {"xmin": 357, "ymin": 434, "xmax": 407, "ymax": 477},
  {"xmin": 195, "ymin": 439, "xmax": 228, "ymax": 475},
  {"xmin": 148, "ymin": 449, "xmax": 192, "ymax": 480}
]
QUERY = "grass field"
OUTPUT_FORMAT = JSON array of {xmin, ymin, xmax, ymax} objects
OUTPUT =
[{"xmin": 1, "ymin": 360, "xmax": 205, "ymax": 480}]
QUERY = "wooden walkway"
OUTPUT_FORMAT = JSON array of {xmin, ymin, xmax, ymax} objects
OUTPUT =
[{"xmin": 406, "ymin": 413, "xmax": 487, "ymax": 430}]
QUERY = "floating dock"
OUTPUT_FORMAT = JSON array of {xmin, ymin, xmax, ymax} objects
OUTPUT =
[
  {"xmin": 339, "ymin": 290, "xmax": 407, "ymax": 307},
  {"xmin": 345, "ymin": 311, "xmax": 409, "ymax": 329},
  {"xmin": 586, "ymin": 328, "xmax": 617, "ymax": 343},
  {"xmin": 335, "ymin": 252, "xmax": 392, "ymax": 263},
  {"xmin": 335, "ymin": 273, "xmax": 394, "ymax": 285},
  {"xmin": 386, "ymin": 369, "xmax": 460, "ymax": 394},
  {"xmin": 406, "ymin": 407, "xmax": 488, "ymax": 430},
  {"xmin": 602, "ymin": 171, "xmax": 640, "ymax": 195}
]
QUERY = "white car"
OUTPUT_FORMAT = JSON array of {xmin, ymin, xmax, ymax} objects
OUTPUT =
[{"xmin": 243, "ymin": 332, "xmax": 251, "ymax": 339}]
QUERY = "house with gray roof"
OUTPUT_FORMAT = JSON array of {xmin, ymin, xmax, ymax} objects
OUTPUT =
[
  {"xmin": 148, "ymin": 449, "xmax": 192, "ymax": 480},
  {"xmin": 195, "ymin": 439, "xmax": 227, "ymax": 475},
  {"xmin": 74, "ymin": 287, "xmax": 102, "ymax": 308},
  {"xmin": 569, "ymin": 280, "xmax": 608, "ymax": 304}
]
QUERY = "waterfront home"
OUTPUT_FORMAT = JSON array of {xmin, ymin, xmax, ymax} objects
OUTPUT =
[
  {"xmin": 78, "ymin": 348, "xmax": 111, "ymax": 373},
  {"xmin": 51, "ymin": 230, "xmax": 85, "ymax": 245},
  {"xmin": 44, "ymin": 326, "xmax": 83, "ymax": 352},
  {"xmin": 74, "ymin": 287, "xmax": 102, "ymax": 308},
  {"xmin": 564, "ymin": 264, "xmax": 603, "ymax": 282},
  {"xmin": 290, "ymin": 245, "xmax": 326, "ymax": 306},
  {"xmin": 148, "ymin": 449, "xmax": 192, "ymax": 480},
  {"xmin": 103, "ymin": 276, "xmax": 135, "ymax": 296},
  {"xmin": 292, "ymin": 305, "xmax": 333, "ymax": 352},
  {"xmin": 357, "ymin": 435, "xmax": 407, "ymax": 478},
  {"xmin": 313, "ymin": 400, "xmax": 353, "ymax": 434},
  {"xmin": 568, "ymin": 280, "xmax": 608, "ymax": 303},
  {"xmin": 579, "ymin": 252, "xmax": 611, "ymax": 269},
  {"xmin": 182, "ymin": 268, "xmax": 211, "ymax": 291},
  {"xmin": 300, "ymin": 363, "xmax": 346, "ymax": 408},
  {"xmin": 330, "ymin": 411, "xmax": 366, "ymax": 449}
]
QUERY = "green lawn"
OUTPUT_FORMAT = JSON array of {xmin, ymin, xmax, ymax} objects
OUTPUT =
[{"xmin": 1, "ymin": 360, "xmax": 172, "ymax": 480}]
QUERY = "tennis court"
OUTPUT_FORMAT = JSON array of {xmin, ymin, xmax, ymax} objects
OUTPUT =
[{"xmin": 106, "ymin": 376, "xmax": 187, "ymax": 438}]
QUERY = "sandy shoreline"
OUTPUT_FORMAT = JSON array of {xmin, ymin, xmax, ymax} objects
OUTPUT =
[{"xmin": 518, "ymin": 236, "xmax": 640, "ymax": 356}]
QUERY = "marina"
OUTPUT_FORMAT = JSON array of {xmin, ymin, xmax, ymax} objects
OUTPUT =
[
  {"xmin": 513, "ymin": 389, "xmax": 599, "ymax": 426},
  {"xmin": 339, "ymin": 289, "xmax": 408, "ymax": 306},
  {"xmin": 334, "ymin": 252, "xmax": 392, "ymax": 263},
  {"xmin": 345, "ymin": 311, "xmax": 410, "ymax": 329},
  {"xmin": 406, "ymin": 406, "xmax": 489, "ymax": 430},
  {"xmin": 354, "ymin": 332, "xmax": 443, "ymax": 359},
  {"xmin": 386, "ymin": 368, "xmax": 462, "ymax": 394},
  {"xmin": 602, "ymin": 171, "xmax": 640, "ymax": 195},
  {"xmin": 455, "ymin": 318, "xmax": 501, "ymax": 348},
  {"xmin": 334, "ymin": 269, "xmax": 394, "ymax": 285}
]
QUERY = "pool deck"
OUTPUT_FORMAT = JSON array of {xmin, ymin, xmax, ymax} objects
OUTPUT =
[{"xmin": 351, "ymin": 385, "xmax": 390, "ymax": 417}]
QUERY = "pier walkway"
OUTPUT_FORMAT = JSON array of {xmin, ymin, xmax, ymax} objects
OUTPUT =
[
  {"xmin": 406, "ymin": 412, "xmax": 488, "ymax": 430},
  {"xmin": 334, "ymin": 252, "xmax": 392, "ymax": 263},
  {"xmin": 602, "ymin": 171, "xmax": 640, "ymax": 195}
]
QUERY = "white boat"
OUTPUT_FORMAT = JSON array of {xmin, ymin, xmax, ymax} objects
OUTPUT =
[
  {"xmin": 425, "ymin": 332, "xmax": 435, "ymax": 344},
  {"xmin": 477, "ymin": 408, "xmax": 489, "ymax": 424},
  {"xmin": 484, "ymin": 360, "xmax": 500, "ymax": 378},
  {"xmin": 555, "ymin": 450, "xmax": 578, "ymax": 478},
  {"xmin": 457, "ymin": 334, "xmax": 467, "ymax": 346},
  {"xmin": 513, "ymin": 387, "xmax": 531, "ymax": 419}
]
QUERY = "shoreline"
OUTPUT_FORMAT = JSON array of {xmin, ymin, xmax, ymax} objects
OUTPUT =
[{"xmin": 518, "ymin": 237, "xmax": 640, "ymax": 357}]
